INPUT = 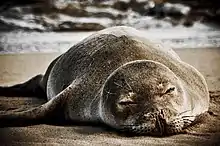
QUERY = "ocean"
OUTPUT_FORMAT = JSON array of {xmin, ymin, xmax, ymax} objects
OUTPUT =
[{"xmin": 0, "ymin": 22, "xmax": 220, "ymax": 54}]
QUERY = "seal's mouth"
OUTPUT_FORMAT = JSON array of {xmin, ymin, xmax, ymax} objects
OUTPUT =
[
  {"xmin": 120, "ymin": 112, "xmax": 165, "ymax": 136},
  {"xmin": 119, "ymin": 110, "xmax": 195, "ymax": 136}
]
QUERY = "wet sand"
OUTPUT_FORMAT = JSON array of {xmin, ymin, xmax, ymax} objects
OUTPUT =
[{"xmin": 0, "ymin": 48, "xmax": 220, "ymax": 145}]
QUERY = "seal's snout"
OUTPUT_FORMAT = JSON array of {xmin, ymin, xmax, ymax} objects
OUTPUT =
[
  {"xmin": 139, "ymin": 109, "xmax": 167, "ymax": 135},
  {"xmin": 154, "ymin": 110, "xmax": 167, "ymax": 135},
  {"xmin": 119, "ymin": 110, "xmax": 168, "ymax": 136}
]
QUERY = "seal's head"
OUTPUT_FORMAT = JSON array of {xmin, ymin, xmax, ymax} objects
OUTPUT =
[{"xmin": 100, "ymin": 60, "xmax": 193, "ymax": 136}]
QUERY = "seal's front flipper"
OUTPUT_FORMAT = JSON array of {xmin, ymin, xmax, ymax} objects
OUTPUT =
[
  {"xmin": 0, "ymin": 74, "xmax": 46, "ymax": 99},
  {"xmin": 0, "ymin": 87, "xmax": 68, "ymax": 127}
]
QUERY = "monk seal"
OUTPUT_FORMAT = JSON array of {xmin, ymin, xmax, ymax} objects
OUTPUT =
[{"xmin": 0, "ymin": 26, "xmax": 209, "ymax": 136}]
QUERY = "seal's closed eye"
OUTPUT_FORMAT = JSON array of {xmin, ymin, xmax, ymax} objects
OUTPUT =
[
  {"xmin": 164, "ymin": 87, "xmax": 175, "ymax": 94},
  {"xmin": 118, "ymin": 100, "xmax": 138, "ymax": 106}
]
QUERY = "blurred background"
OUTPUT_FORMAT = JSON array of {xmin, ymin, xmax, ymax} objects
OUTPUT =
[{"xmin": 0, "ymin": 0, "xmax": 220, "ymax": 53}]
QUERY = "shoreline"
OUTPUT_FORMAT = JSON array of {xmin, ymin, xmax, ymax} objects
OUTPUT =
[
  {"xmin": 0, "ymin": 47, "xmax": 219, "ymax": 90},
  {"xmin": 0, "ymin": 46, "xmax": 219, "ymax": 55}
]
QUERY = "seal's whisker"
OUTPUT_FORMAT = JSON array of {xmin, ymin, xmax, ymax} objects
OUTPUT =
[
  {"xmin": 168, "ymin": 115, "xmax": 196, "ymax": 123},
  {"xmin": 183, "ymin": 121, "xmax": 193, "ymax": 125},
  {"xmin": 113, "ymin": 82, "xmax": 123, "ymax": 88},
  {"xmin": 177, "ymin": 110, "xmax": 192, "ymax": 116},
  {"xmin": 124, "ymin": 78, "xmax": 133, "ymax": 92},
  {"xmin": 182, "ymin": 120, "xmax": 194, "ymax": 126},
  {"xmin": 182, "ymin": 118, "xmax": 194, "ymax": 122},
  {"xmin": 183, "ymin": 118, "xmax": 193, "ymax": 121},
  {"xmin": 181, "ymin": 119, "xmax": 193, "ymax": 122},
  {"xmin": 170, "ymin": 117, "xmax": 194, "ymax": 122},
  {"xmin": 103, "ymin": 89, "xmax": 113, "ymax": 104},
  {"xmin": 181, "ymin": 115, "xmax": 196, "ymax": 118},
  {"xmin": 104, "ymin": 89, "xmax": 116, "ymax": 95}
]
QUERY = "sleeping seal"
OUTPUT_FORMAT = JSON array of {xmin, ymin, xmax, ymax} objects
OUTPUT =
[{"xmin": 0, "ymin": 26, "xmax": 209, "ymax": 136}]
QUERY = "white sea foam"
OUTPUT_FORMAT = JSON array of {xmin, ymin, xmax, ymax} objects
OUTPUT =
[{"xmin": 0, "ymin": 22, "xmax": 220, "ymax": 54}]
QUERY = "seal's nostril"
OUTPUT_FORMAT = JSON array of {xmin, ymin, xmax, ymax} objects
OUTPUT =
[{"xmin": 160, "ymin": 109, "xmax": 165, "ymax": 119}]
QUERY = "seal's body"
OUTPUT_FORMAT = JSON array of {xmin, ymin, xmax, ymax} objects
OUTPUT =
[{"xmin": 0, "ymin": 26, "xmax": 209, "ymax": 136}]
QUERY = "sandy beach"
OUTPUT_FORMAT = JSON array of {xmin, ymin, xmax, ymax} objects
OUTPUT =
[{"xmin": 0, "ymin": 48, "xmax": 220, "ymax": 145}]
